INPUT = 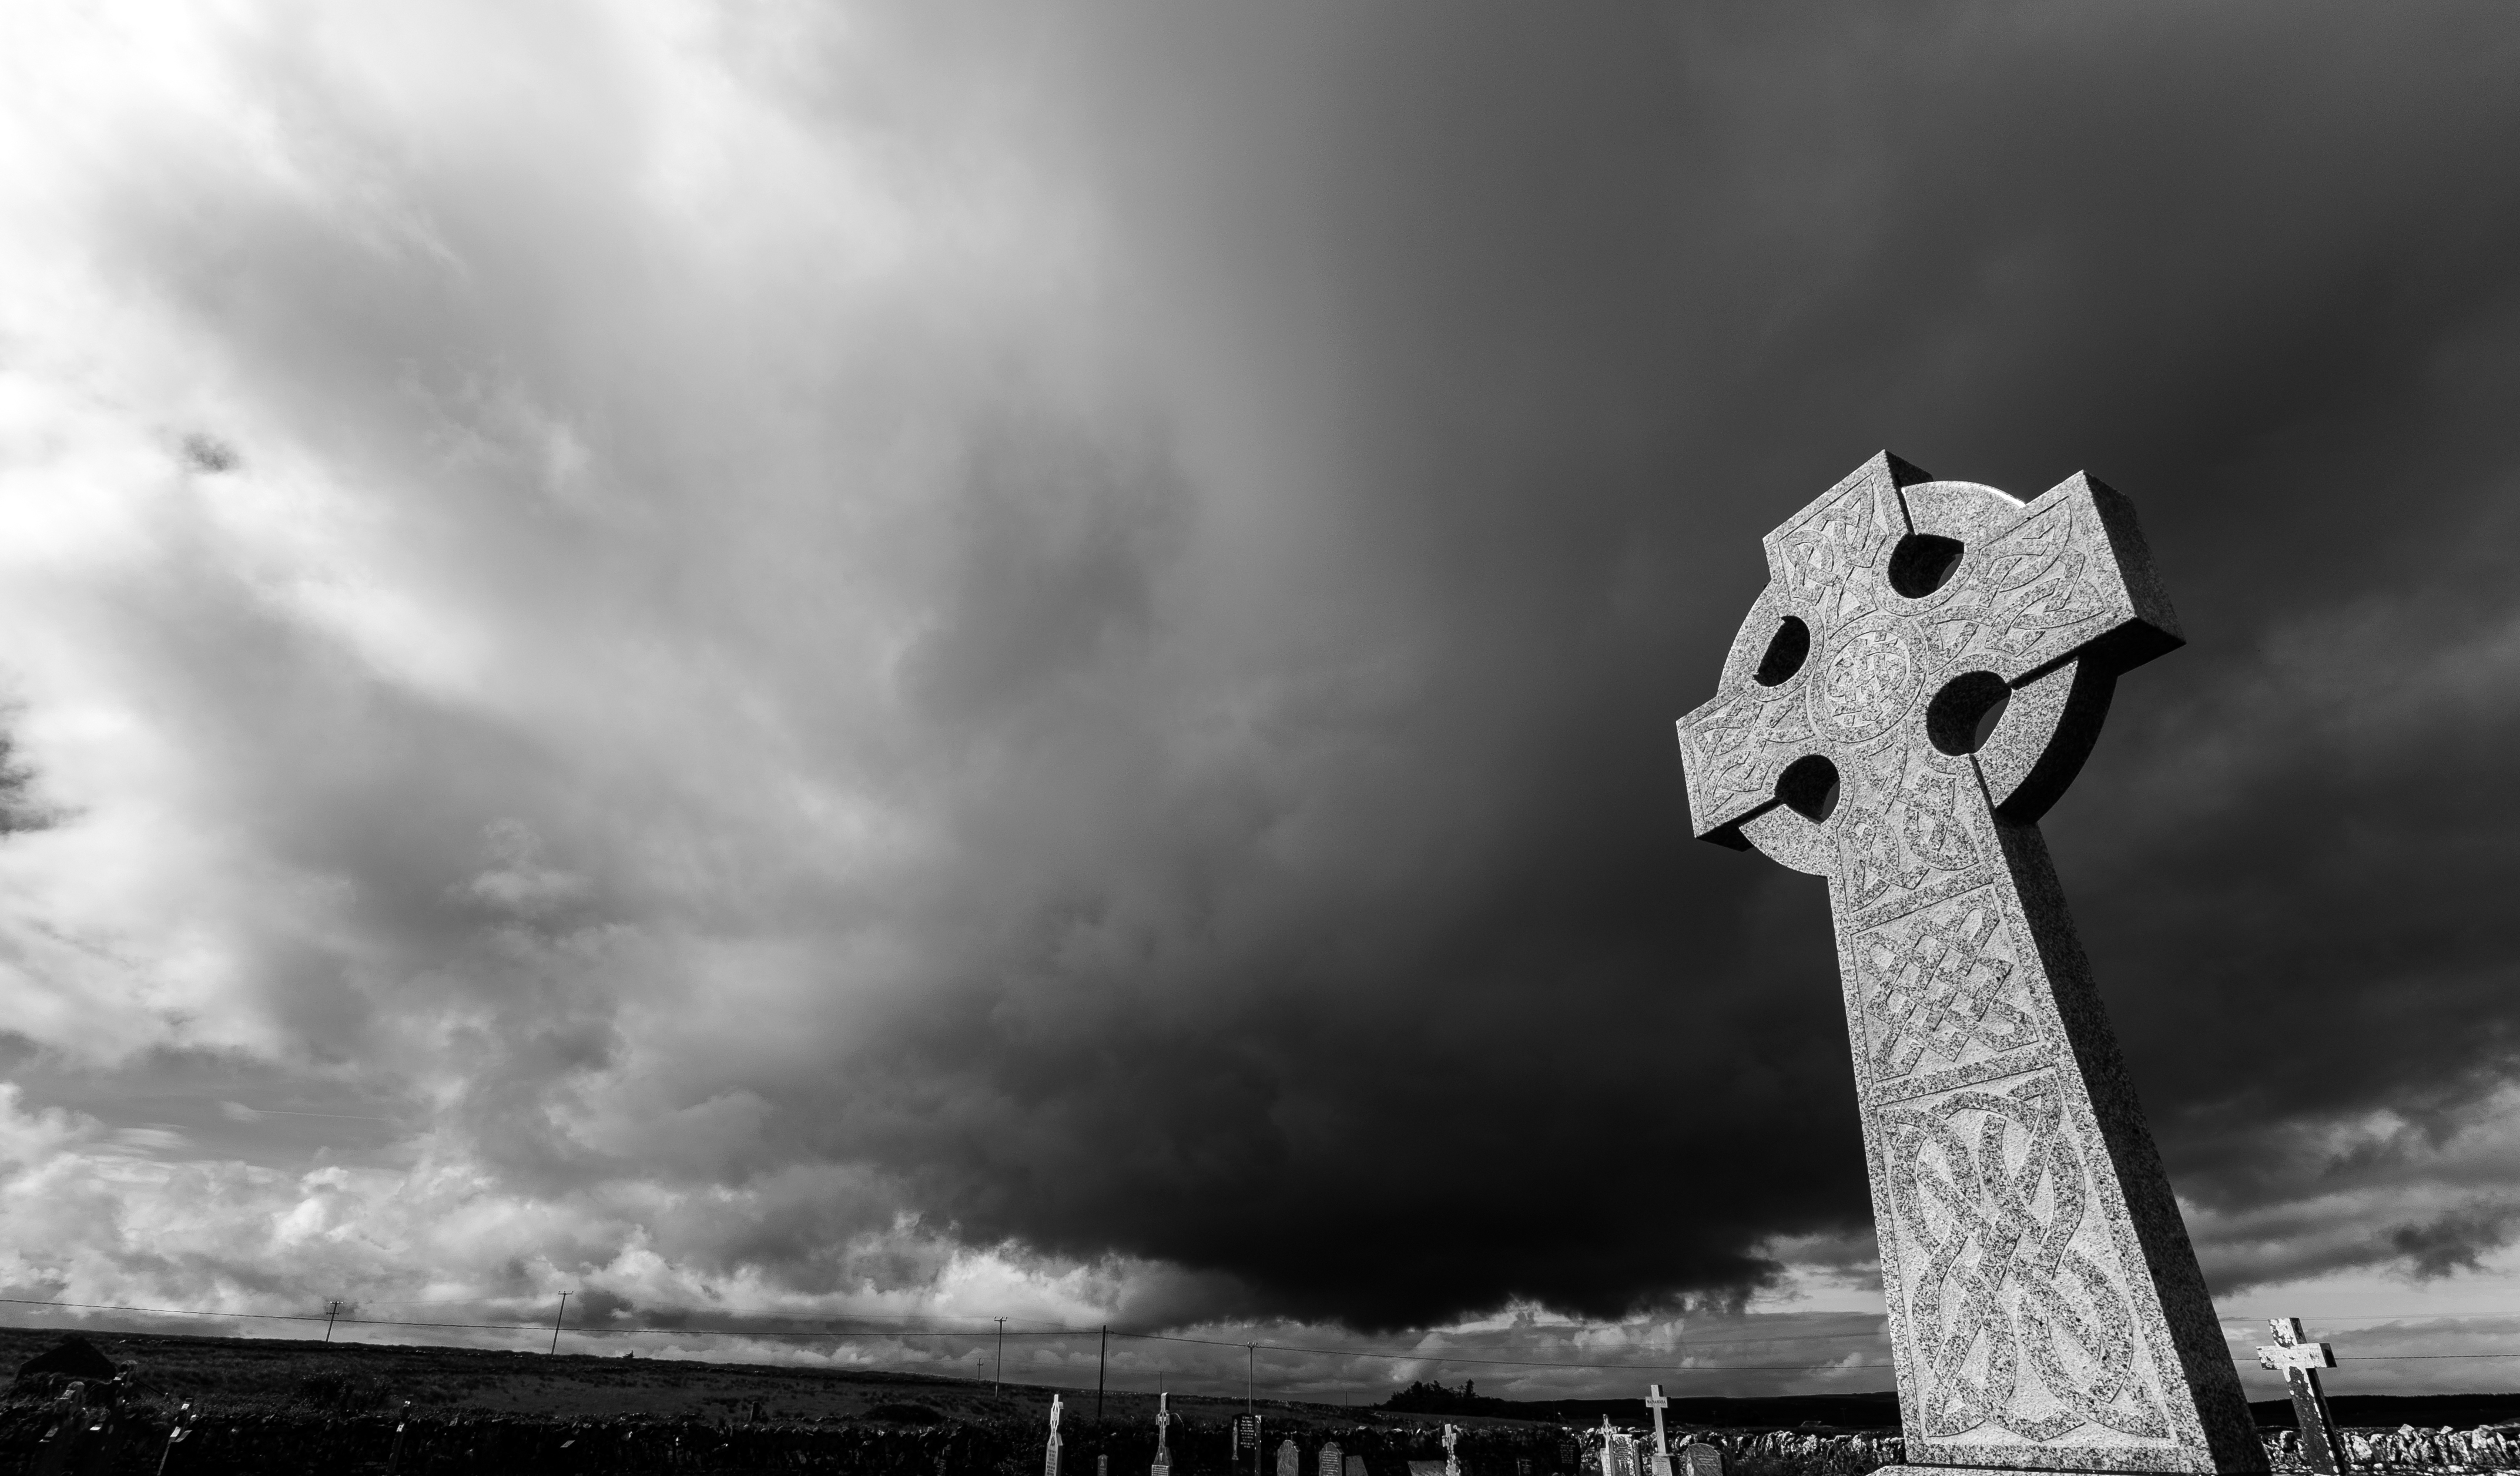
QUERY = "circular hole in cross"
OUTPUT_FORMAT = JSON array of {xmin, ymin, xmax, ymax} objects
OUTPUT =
[
  {"xmin": 1926, "ymin": 670, "xmax": 2013, "ymax": 756},
  {"xmin": 1776, "ymin": 754, "xmax": 1840, "ymax": 822},
  {"xmin": 1753, "ymin": 616, "xmax": 1811, "ymax": 686},
  {"xmin": 1888, "ymin": 534, "xmax": 1965, "ymax": 598}
]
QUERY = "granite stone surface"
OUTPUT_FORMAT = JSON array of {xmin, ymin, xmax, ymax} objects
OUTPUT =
[{"xmin": 1675, "ymin": 455, "xmax": 2261, "ymax": 1476}]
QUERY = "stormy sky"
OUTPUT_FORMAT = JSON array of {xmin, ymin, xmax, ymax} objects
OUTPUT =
[{"xmin": 4, "ymin": 0, "xmax": 2520, "ymax": 1403}]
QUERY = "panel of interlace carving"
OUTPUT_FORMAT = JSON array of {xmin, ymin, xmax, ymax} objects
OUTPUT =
[
  {"xmin": 1834, "ymin": 747, "xmax": 1998, "ymax": 922},
  {"xmin": 1854, "ymin": 884, "xmax": 2046, "ymax": 1091},
  {"xmin": 1879, "ymin": 1071, "xmax": 2174, "ymax": 1448},
  {"xmin": 1679, "ymin": 689, "xmax": 1816, "ymax": 827},
  {"xmin": 1771, "ymin": 471, "xmax": 1902, "ymax": 628}
]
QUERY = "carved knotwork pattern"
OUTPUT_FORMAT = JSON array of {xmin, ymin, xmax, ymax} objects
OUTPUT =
[
  {"xmin": 1685, "ymin": 694, "xmax": 1817, "ymax": 817},
  {"xmin": 1777, "ymin": 489, "xmax": 1898, "ymax": 625},
  {"xmin": 1838, "ymin": 757, "xmax": 1923, "ymax": 910},
  {"xmin": 1814, "ymin": 619, "xmax": 1919, "ymax": 744},
  {"xmin": 1899, "ymin": 769, "xmax": 1980, "ymax": 871},
  {"xmin": 1837, "ymin": 754, "xmax": 1984, "ymax": 912},
  {"xmin": 1884, "ymin": 1076, "xmax": 2171, "ymax": 1444},
  {"xmin": 1862, "ymin": 894, "xmax": 2039, "ymax": 1079}
]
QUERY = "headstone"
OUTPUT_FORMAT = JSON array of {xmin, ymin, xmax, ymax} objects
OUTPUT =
[
  {"xmin": 1674, "ymin": 454, "xmax": 2263, "ymax": 1476},
  {"xmin": 1557, "ymin": 1438, "xmax": 1577, "ymax": 1471},
  {"xmin": 1345, "ymin": 1457, "xmax": 1367, "ymax": 1476},
  {"xmin": 1319, "ymin": 1441, "xmax": 1343, "ymax": 1476},
  {"xmin": 1444, "ymin": 1422, "xmax": 1463, "ymax": 1476},
  {"xmin": 1679, "ymin": 1444, "xmax": 1725, "ymax": 1476},
  {"xmin": 1238, "ymin": 1416, "xmax": 1262, "ymax": 1459},
  {"xmin": 1279, "ymin": 1439, "xmax": 1302, "ymax": 1476},
  {"xmin": 1153, "ymin": 1391, "xmax": 1173, "ymax": 1476},
  {"xmin": 1643, "ymin": 1387, "xmax": 1671, "ymax": 1476},
  {"xmin": 2257, "ymin": 1319, "xmax": 2347, "ymax": 1474},
  {"xmin": 1044, "ymin": 1396, "xmax": 1064, "ymax": 1476},
  {"xmin": 1597, "ymin": 1421, "xmax": 1638, "ymax": 1476}
]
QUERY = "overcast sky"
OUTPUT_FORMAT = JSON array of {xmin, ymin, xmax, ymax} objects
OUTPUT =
[{"xmin": 4, "ymin": 0, "xmax": 2520, "ymax": 1406}]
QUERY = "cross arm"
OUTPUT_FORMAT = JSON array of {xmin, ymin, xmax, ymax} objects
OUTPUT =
[
  {"xmin": 1940, "ymin": 474, "xmax": 2184, "ymax": 687},
  {"xmin": 2256, "ymin": 1341, "xmax": 2336, "ymax": 1373}
]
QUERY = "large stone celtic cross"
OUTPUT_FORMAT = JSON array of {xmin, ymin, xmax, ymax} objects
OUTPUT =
[{"xmin": 1675, "ymin": 454, "xmax": 2261, "ymax": 1476}]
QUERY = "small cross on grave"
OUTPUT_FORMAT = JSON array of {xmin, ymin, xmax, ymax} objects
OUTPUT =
[
  {"xmin": 1675, "ymin": 454, "xmax": 2261, "ymax": 1476},
  {"xmin": 1443, "ymin": 1423, "xmax": 1462, "ymax": 1476},
  {"xmin": 1596, "ymin": 1420, "xmax": 1639, "ymax": 1476},
  {"xmin": 1152, "ymin": 1392, "xmax": 1174, "ymax": 1476},
  {"xmin": 1643, "ymin": 1386, "xmax": 1672, "ymax": 1476},
  {"xmin": 2258, "ymin": 1319, "xmax": 2347, "ymax": 1475},
  {"xmin": 1045, "ymin": 1395, "xmax": 1064, "ymax": 1476}
]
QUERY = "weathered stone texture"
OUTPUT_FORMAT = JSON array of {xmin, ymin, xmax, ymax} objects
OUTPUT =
[{"xmin": 1677, "ymin": 455, "xmax": 2260, "ymax": 1475}]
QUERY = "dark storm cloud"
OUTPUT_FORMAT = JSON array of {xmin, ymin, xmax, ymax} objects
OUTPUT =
[
  {"xmin": 806, "ymin": 1, "xmax": 2520, "ymax": 1326},
  {"xmin": 6, "ymin": 0, "xmax": 2520, "ymax": 1366}
]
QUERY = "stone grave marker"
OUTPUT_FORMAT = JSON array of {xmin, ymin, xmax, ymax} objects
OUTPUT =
[
  {"xmin": 1597, "ymin": 1421, "xmax": 1639, "ymax": 1476},
  {"xmin": 1044, "ymin": 1394, "xmax": 1064, "ymax": 1476},
  {"xmin": 1444, "ymin": 1422, "xmax": 1463, "ymax": 1476},
  {"xmin": 1321, "ymin": 1440, "xmax": 1344, "ymax": 1476},
  {"xmin": 1643, "ymin": 1387, "xmax": 1672, "ymax": 1476},
  {"xmin": 1678, "ymin": 1444, "xmax": 1724, "ymax": 1476},
  {"xmin": 1674, "ymin": 454, "xmax": 2263, "ymax": 1476},
  {"xmin": 1279, "ymin": 1439, "xmax": 1302, "ymax": 1476},
  {"xmin": 1152, "ymin": 1391, "xmax": 1172, "ymax": 1476},
  {"xmin": 1345, "ymin": 1456, "xmax": 1368, "ymax": 1476},
  {"xmin": 2257, "ymin": 1319, "xmax": 2347, "ymax": 1474}
]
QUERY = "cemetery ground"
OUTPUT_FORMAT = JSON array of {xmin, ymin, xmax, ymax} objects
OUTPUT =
[{"xmin": 8, "ymin": 1327, "xmax": 2520, "ymax": 1474}]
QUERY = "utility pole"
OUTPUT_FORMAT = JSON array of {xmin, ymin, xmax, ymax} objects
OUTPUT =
[
  {"xmin": 323, "ymin": 1300, "xmax": 339, "ymax": 1344},
  {"xmin": 997, "ymin": 1317, "xmax": 1007, "ymax": 1394},
  {"xmin": 549, "ymin": 1291, "xmax": 570, "ymax": 1354},
  {"xmin": 1095, "ymin": 1325, "xmax": 1108, "ymax": 1426},
  {"xmin": 1245, "ymin": 1344, "xmax": 1255, "ymax": 1414}
]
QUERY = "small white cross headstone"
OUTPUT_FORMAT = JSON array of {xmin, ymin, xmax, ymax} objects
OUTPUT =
[
  {"xmin": 2257, "ymin": 1317, "xmax": 2347, "ymax": 1474},
  {"xmin": 1643, "ymin": 1386, "xmax": 1672, "ymax": 1476},
  {"xmin": 1045, "ymin": 1394, "xmax": 1065, "ymax": 1476},
  {"xmin": 1443, "ymin": 1423, "xmax": 1462, "ymax": 1476},
  {"xmin": 1152, "ymin": 1391, "xmax": 1173, "ymax": 1476}
]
